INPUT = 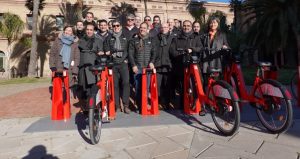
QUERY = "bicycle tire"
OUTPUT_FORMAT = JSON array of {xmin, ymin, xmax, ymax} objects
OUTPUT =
[
  {"xmin": 89, "ymin": 96, "xmax": 102, "ymax": 145},
  {"xmin": 254, "ymin": 79, "xmax": 293, "ymax": 133},
  {"xmin": 290, "ymin": 72, "xmax": 298, "ymax": 100},
  {"xmin": 188, "ymin": 76, "xmax": 198, "ymax": 110},
  {"xmin": 209, "ymin": 80, "xmax": 240, "ymax": 136}
]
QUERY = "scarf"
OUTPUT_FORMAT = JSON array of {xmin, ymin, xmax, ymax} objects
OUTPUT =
[
  {"xmin": 159, "ymin": 33, "xmax": 168, "ymax": 46},
  {"xmin": 60, "ymin": 34, "xmax": 75, "ymax": 68},
  {"xmin": 83, "ymin": 35, "xmax": 95, "ymax": 50},
  {"xmin": 113, "ymin": 30, "xmax": 123, "ymax": 57},
  {"xmin": 182, "ymin": 30, "xmax": 193, "ymax": 38}
]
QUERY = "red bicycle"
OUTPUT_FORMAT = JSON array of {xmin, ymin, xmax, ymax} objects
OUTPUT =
[
  {"xmin": 221, "ymin": 49, "xmax": 293, "ymax": 133},
  {"xmin": 180, "ymin": 48, "xmax": 240, "ymax": 136}
]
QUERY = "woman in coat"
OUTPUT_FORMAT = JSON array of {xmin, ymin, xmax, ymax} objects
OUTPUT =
[{"xmin": 49, "ymin": 25, "xmax": 80, "ymax": 84}]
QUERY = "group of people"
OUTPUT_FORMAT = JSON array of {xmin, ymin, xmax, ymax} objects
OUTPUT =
[{"xmin": 49, "ymin": 11, "xmax": 229, "ymax": 116}]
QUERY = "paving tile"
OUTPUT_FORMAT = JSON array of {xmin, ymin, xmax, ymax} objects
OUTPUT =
[
  {"xmin": 227, "ymin": 131, "xmax": 264, "ymax": 153},
  {"xmin": 108, "ymin": 150, "xmax": 133, "ymax": 159},
  {"xmin": 101, "ymin": 138, "xmax": 130, "ymax": 153},
  {"xmin": 151, "ymin": 138, "xmax": 186, "ymax": 158},
  {"xmin": 275, "ymin": 122, "xmax": 300, "ymax": 148},
  {"xmin": 0, "ymin": 137, "xmax": 21, "ymax": 154},
  {"xmin": 166, "ymin": 125, "xmax": 193, "ymax": 137},
  {"xmin": 188, "ymin": 131, "xmax": 214, "ymax": 159},
  {"xmin": 167, "ymin": 132, "xmax": 194, "ymax": 148},
  {"xmin": 100, "ymin": 128, "xmax": 131, "ymax": 143},
  {"xmin": 125, "ymin": 142, "xmax": 158, "ymax": 159},
  {"xmin": 77, "ymin": 148, "xmax": 110, "ymax": 159},
  {"xmin": 256, "ymin": 141, "xmax": 298, "ymax": 159},
  {"xmin": 144, "ymin": 127, "xmax": 169, "ymax": 141},
  {"xmin": 153, "ymin": 149, "xmax": 189, "ymax": 159},
  {"xmin": 126, "ymin": 132, "xmax": 157, "ymax": 149}
]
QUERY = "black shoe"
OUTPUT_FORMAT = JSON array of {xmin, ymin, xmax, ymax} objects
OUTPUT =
[
  {"xmin": 199, "ymin": 110, "xmax": 206, "ymax": 116},
  {"xmin": 124, "ymin": 106, "xmax": 131, "ymax": 114}
]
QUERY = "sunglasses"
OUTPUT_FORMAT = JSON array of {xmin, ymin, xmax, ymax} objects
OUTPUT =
[
  {"xmin": 144, "ymin": 19, "xmax": 151, "ymax": 21},
  {"xmin": 127, "ymin": 19, "xmax": 135, "ymax": 21},
  {"xmin": 113, "ymin": 25, "xmax": 120, "ymax": 28}
]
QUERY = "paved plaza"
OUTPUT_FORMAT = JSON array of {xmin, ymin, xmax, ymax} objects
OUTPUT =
[{"xmin": 0, "ymin": 82, "xmax": 299, "ymax": 159}]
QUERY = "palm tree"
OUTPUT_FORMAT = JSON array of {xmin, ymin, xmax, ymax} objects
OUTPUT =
[
  {"xmin": 59, "ymin": 1, "xmax": 91, "ymax": 25},
  {"xmin": 186, "ymin": 1, "xmax": 207, "ymax": 25},
  {"xmin": 229, "ymin": 0, "xmax": 243, "ymax": 31},
  {"xmin": 28, "ymin": 0, "xmax": 40, "ymax": 77},
  {"xmin": 0, "ymin": 13, "xmax": 24, "ymax": 79},
  {"xmin": 110, "ymin": 2, "xmax": 137, "ymax": 26},
  {"xmin": 25, "ymin": 0, "xmax": 46, "ymax": 16},
  {"xmin": 242, "ymin": 0, "xmax": 299, "ymax": 64}
]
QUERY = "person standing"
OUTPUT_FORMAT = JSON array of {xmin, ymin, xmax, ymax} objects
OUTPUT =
[
  {"xmin": 104, "ymin": 20, "xmax": 131, "ymax": 114},
  {"xmin": 192, "ymin": 21, "xmax": 202, "ymax": 36},
  {"xmin": 149, "ymin": 15, "xmax": 161, "ymax": 37},
  {"xmin": 167, "ymin": 18, "xmax": 179, "ymax": 37},
  {"xmin": 77, "ymin": 23, "xmax": 103, "ymax": 101},
  {"xmin": 135, "ymin": 16, "xmax": 142, "ymax": 28},
  {"xmin": 83, "ymin": 12, "xmax": 97, "ymax": 29},
  {"xmin": 128, "ymin": 22, "xmax": 156, "ymax": 112},
  {"xmin": 96, "ymin": 19, "xmax": 111, "ymax": 42},
  {"xmin": 153, "ymin": 23, "xmax": 174, "ymax": 109},
  {"xmin": 75, "ymin": 21, "xmax": 85, "ymax": 39},
  {"xmin": 144, "ymin": 16, "xmax": 153, "ymax": 29},
  {"xmin": 169, "ymin": 20, "xmax": 203, "ymax": 110},
  {"xmin": 123, "ymin": 14, "xmax": 139, "ymax": 40}
]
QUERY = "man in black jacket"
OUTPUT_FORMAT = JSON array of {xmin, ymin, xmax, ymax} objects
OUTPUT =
[
  {"xmin": 123, "ymin": 14, "xmax": 139, "ymax": 40},
  {"xmin": 128, "ymin": 22, "xmax": 156, "ymax": 112},
  {"xmin": 153, "ymin": 23, "xmax": 174, "ymax": 109},
  {"xmin": 97, "ymin": 19, "xmax": 111, "ymax": 42},
  {"xmin": 169, "ymin": 20, "xmax": 203, "ymax": 109},
  {"xmin": 78, "ymin": 23, "xmax": 103, "ymax": 102},
  {"xmin": 103, "ymin": 20, "xmax": 131, "ymax": 114}
]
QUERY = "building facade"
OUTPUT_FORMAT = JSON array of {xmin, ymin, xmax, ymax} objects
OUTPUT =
[{"xmin": 0, "ymin": 0, "xmax": 232, "ymax": 78}]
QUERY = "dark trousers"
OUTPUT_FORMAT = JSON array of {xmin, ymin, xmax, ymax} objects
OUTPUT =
[
  {"xmin": 157, "ymin": 72, "xmax": 171, "ymax": 105},
  {"xmin": 169, "ymin": 69, "xmax": 184, "ymax": 109},
  {"xmin": 113, "ymin": 62, "xmax": 130, "ymax": 109}
]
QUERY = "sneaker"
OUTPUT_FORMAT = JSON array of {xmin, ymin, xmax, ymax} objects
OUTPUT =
[{"xmin": 124, "ymin": 106, "xmax": 131, "ymax": 114}]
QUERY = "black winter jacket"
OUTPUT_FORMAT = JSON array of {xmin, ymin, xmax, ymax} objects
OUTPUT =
[
  {"xmin": 103, "ymin": 33, "xmax": 128, "ymax": 64},
  {"xmin": 128, "ymin": 35, "xmax": 156, "ymax": 68},
  {"xmin": 153, "ymin": 33, "xmax": 174, "ymax": 71}
]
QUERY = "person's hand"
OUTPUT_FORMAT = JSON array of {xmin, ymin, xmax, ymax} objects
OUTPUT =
[
  {"xmin": 97, "ymin": 51, "xmax": 104, "ymax": 55},
  {"xmin": 57, "ymin": 68, "xmax": 64, "ymax": 73},
  {"xmin": 132, "ymin": 66, "xmax": 138, "ymax": 74},
  {"xmin": 105, "ymin": 51, "xmax": 111, "ymax": 55},
  {"xmin": 149, "ymin": 63, "xmax": 155, "ymax": 69},
  {"xmin": 222, "ymin": 45, "xmax": 228, "ymax": 49},
  {"xmin": 187, "ymin": 49, "xmax": 192, "ymax": 54}
]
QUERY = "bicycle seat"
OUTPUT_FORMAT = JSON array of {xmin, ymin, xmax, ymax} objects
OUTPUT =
[
  {"xmin": 257, "ymin": 61, "xmax": 272, "ymax": 67},
  {"xmin": 89, "ymin": 65, "xmax": 105, "ymax": 72},
  {"xmin": 209, "ymin": 68, "xmax": 222, "ymax": 73}
]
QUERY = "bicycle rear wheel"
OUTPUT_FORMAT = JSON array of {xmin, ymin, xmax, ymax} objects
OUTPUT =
[
  {"xmin": 187, "ymin": 76, "xmax": 198, "ymax": 110},
  {"xmin": 208, "ymin": 80, "xmax": 240, "ymax": 136},
  {"xmin": 88, "ymin": 96, "xmax": 102, "ymax": 145},
  {"xmin": 290, "ymin": 72, "xmax": 298, "ymax": 100},
  {"xmin": 255, "ymin": 79, "xmax": 293, "ymax": 133}
]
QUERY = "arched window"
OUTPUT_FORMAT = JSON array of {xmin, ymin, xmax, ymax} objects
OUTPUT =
[{"xmin": 0, "ymin": 51, "xmax": 5, "ymax": 72}]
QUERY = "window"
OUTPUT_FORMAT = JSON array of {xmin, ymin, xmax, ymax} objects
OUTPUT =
[
  {"xmin": 56, "ymin": 15, "xmax": 64, "ymax": 31},
  {"xmin": 0, "ymin": 51, "xmax": 5, "ymax": 72},
  {"xmin": 26, "ymin": 14, "xmax": 33, "ymax": 30}
]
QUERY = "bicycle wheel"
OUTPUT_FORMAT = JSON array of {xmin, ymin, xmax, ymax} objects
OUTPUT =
[
  {"xmin": 208, "ymin": 80, "xmax": 240, "ymax": 136},
  {"xmin": 290, "ymin": 72, "xmax": 298, "ymax": 100},
  {"xmin": 254, "ymin": 79, "xmax": 293, "ymax": 133},
  {"xmin": 88, "ymin": 96, "xmax": 102, "ymax": 145},
  {"xmin": 187, "ymin": 76, "xmax": 198, "ymax": 110}
]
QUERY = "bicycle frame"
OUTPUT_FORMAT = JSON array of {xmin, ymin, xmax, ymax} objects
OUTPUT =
[
  {"xmin": 183, "ymin": 63, "xmax": 220, "ymax": 114},
  {"xmin": 223, "ymin": 61, "xmax": 289, "ymax": 109}
]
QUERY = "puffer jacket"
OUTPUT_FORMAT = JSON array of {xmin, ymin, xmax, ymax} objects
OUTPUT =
[
  {"xmin": 153, "ymin": 33, "xmax": 174, "ymax": 70},
  {"xmin": 128, "ymin": 34, "xmax": 156, "ymax": 68}
]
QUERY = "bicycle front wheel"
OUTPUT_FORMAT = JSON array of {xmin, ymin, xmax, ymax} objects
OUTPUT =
[
  {"xmin": 208, "ymin": 80, "xmax": 240, "ymax": 136},
  {"xmin": 255, "ymin": 79, "xmax": 293, "ymax": 133},
  {"xmin": 88, "ymin": 96, "xmax": 102, "ymax": 145}
]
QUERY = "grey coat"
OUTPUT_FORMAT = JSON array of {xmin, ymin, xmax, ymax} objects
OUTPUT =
[
  {"xmin": 202, "ymin": 32, "xmax": 228, "ymax": 73},
  {"xmin": 49, "ymin": 36, "xmax": 80, "ymax": 75},
  {"xmin": 78, "ymin": 34, "xmax": 103, "ymax": 88}
]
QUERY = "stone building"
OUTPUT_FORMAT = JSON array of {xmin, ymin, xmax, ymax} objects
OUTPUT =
[{"xmin": 0, "ymin": 0, "xmax": 232, "ymax": 78}]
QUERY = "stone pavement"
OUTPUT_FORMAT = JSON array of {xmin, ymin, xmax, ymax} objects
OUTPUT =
[
  {"xmin": 0, "ymin": 82, "xmax": 300, "ymax": 159},
  {"xmin": 0, "ymin": 116, "xmax": 299, "ymax": 159}
]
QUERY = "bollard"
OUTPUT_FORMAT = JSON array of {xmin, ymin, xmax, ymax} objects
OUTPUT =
[{"xmin": 141, "ymin": 68, "xmax": 159, "ymax": 116}]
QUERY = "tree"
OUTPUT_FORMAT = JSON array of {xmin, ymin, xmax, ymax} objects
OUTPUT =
[
  {"xmin": 59, "ymin": 1, "xmax": 91, "ymax": 25},
  {"xmin": 110, "ymin": 2, "xmax": 137, "ymax": 26},
  {"xmin": 229, "ymin": 0, "xmax": 243, "ymax": 31},
  {"xmin": 186, "ymin": 1, "xmax": 207, "ymax": 25},
  {"xmin": 25, "ymin": 0, "xmax": 46, "ymax": 16},
  {"xmin": 28, "ymin": 0, "xmax": 40, "ymax": 77},
  {"xmin": 0, "ymin": 13, "xmax": 24, "ymax": 78},
  {"xmin": 242, "ymin": 0, "xmax": 299, "ymax": 63}
]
